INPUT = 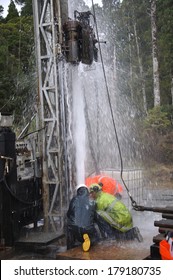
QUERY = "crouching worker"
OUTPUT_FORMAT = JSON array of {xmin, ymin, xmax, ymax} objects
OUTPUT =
[
  {"xmin": 89, "ymin": 184, "xmax": 143, "ymax": 242},
  {"xmin": 66, "ymin": 184, "xmax": 99, "ymax": 252}
]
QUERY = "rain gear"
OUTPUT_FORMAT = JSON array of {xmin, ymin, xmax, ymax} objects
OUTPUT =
[
  {"xmin": 66, "ymin": 186, "xmax": 99, "ymax": 249},
  {"xmin": 159, "ymin": 231, "xmax": 173, "ymax": 260},
  {"xmin": 85, "ymin": 174, "xmax": 123, "ymax": 197},
  {"xmin": 95, "ymin": 191, "xmax": 133, "ymax": 233},
  {"xmin": 67, "ymin": 186, "xmax": 95, "ymax": 228}
]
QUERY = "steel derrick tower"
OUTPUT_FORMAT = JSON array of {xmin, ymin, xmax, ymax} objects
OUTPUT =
[{"xmin": 32, "ymin": 0, "xmax": 72, "ymax": 233}]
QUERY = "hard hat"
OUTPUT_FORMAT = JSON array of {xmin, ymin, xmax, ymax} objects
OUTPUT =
[
  {"xmin": 89, "ymin": 183, "xmax": 102, "ymax": 193},
  {"xmin": 75, "ymin": 184, "xmax": 88, "ymax": 191}
]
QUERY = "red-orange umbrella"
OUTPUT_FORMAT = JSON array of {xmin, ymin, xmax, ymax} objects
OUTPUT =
[{"xmin": 85, "ymin": 174, "xmax": 123, "ymax": 196}]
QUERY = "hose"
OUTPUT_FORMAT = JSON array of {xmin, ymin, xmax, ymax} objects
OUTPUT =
[{"xmin": 0, "ymin": 177, "xmax": 42, "ymax": 206}]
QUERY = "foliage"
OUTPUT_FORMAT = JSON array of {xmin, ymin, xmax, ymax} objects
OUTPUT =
[
  {"xmin": 157, "ymin": 0, "xmax": 173, "ymax": 105},
  {"xmin": 139, "ymin": 106, "xmax": 173, "ymax": 164},
  {"xmin": 100, "ymin": 0, "xmax": 173, "ymax": 111},
  {"xmin": 143, "ymin": 106, "xmax": 171, "ymax": 133},
  {"xmin": 99, "ymin": 0, "xmax": 173, "ymax": 165},
  {"xmin": 6, "ymin": 0, "xmax": 19, "ymax": 22},
  {"xmin": 14, "ymin": 0, "xmax": 33, "ymax": 16},
  {"xmin": 0, "ymin": 5, "xmax": 4, "ymax": 20},
  {"xmin": 0, "ymin": 0, "xmax": 173, "ymax": 164},
  {"xmin": 0, "ymin": 0, "xmax": 35, "ymax": 126}
]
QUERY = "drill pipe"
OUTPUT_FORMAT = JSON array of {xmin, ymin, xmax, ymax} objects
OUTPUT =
[{"xmin": 134, "ymin": 205, "xmax": 173, "ymax": 214}]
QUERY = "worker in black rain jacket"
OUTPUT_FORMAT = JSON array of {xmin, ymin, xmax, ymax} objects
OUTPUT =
[{"xmin": 66, "ymin": 184, "xmax": 99, "ymax": 251}]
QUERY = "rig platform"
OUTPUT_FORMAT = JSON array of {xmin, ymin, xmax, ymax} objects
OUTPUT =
[{"xmin": 56, "ymin": 240, "xmax": 149, "ymax": 260}]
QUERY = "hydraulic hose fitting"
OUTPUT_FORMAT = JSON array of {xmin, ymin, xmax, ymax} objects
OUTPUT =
[{"xmin": 131, "ymin": 199, "xmax": 139, "ymax": 210}]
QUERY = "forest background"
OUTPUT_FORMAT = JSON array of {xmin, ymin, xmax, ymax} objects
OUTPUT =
[{"xmin": 0, "ymin": 0, "xmax": 173, "ymax": 186}]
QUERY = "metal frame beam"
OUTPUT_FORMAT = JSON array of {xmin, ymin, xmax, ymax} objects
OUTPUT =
[{"xmin": 32, "ymin": 0, "xmax": 70, "ymax": 232}]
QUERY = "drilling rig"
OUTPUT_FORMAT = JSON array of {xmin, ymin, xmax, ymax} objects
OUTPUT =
[
  {"xmin": 32, "ymin": 0, "xmax": 71, "ymax": 239},
  {"xmin": 32, "ymin": 0, "xmax": 98, "ymax": 238},
  {"xmin": 0, "ymin": 0, "xmax": 98, "ymax": 246}
]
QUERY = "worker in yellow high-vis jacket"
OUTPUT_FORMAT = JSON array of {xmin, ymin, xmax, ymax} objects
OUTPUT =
[{"xmin": 89, "ymin": 183, "xmax": 143, "ymax": 242}]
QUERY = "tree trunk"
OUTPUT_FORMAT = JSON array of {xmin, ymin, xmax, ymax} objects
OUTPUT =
[
  {"xmin": 171, "ymin": 75, "xmax": 173, "ymax": 105},
  {"xmin": 128, "ymin": 30, "xmax": 133, "ymax": 100},
  {"xmin": 133, "ymin": 20, "xmax": 147, "ymax": 114},
  {"xmin": 151, "ymin": 0, "xmax": 160, "ymax": 106}
]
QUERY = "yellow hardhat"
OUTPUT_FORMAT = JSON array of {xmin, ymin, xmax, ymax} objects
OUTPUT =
[{"xmin": 89, "ymin": 183, "xmax": 102, "ymax": 193}]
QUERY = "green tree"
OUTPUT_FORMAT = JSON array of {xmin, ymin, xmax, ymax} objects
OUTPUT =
[
  {"xmin": 157, "ymin": 0, "xmax": 173, "ymax": 105},
  {"xmin": 0, "ymin": 5, "xmax": 4, "ymax": 21},
  {"xmin": 0, "ymin": 15, "xmax": 35, "ymax": 125},
  {"xmin": 14, "ymin": 0, "xmax": 33, "ymax": 16},
  {"xmin": 6, "ymin": 0, "xmax": 19, "ymax": 21}
]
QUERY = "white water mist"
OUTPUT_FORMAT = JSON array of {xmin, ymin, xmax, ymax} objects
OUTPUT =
[{"xmin": 72, "ymin": 67, "xmax": 86, "ymax": 185}]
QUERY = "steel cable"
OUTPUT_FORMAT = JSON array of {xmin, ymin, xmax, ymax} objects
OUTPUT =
[{"xmin": 91, "ymin": 0, "xmax": 138, "ymax": 208}]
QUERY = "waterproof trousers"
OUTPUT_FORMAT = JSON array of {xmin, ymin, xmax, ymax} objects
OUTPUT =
[{"xmin": 95, "ymin": 212, "xmax": 136, "ymax": 241}]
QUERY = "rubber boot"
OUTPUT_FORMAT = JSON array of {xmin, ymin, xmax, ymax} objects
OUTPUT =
[{"xmin": 82, "ymin": 233, "xmax": 91, "ymax": 252}]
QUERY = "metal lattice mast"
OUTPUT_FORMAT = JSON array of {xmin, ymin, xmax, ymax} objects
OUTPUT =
[{"xmin": 32, "ymin": 0, "xmax": 70, "ymax": 231}]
